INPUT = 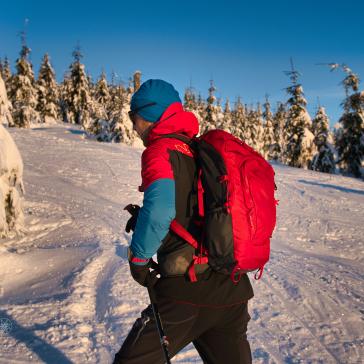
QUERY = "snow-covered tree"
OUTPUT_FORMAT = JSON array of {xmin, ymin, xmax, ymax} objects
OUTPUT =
[
  {"xmin": 262, "ymin": 97, "xmax": 275, "ymax": 159},
  {"xmin": 249, "ymin": 103, "xmax": 264, "ymax": 153},
  {"xmin": 133, "ymin": 70, "xmax": 141, "ymax": 92},
  {"xmin": 310, "ymin": 106, "xmax": 335, "ymax": 173},
  {"xmin": 271, "ymin": 102, "xmax": 286, "ymax": 161},
  {"xmin": 217, "ymin": 98, "xmax": 232, "ymax": 132},
  {"xmin": 36, "ymin": 53, "xmax": 59, "ymax": 123},
  {"xmin": 201, "ymin": 80, "xmax": 217, "ymax": 133},
  {"xmin": 283, "ymin": 62, "xmax": 315, "ymax": 168},
  {"xmin": 0, "ymin": 57, "xmax": 12, "ymax": 88},
  {"xmin": 333, "ymin": 65, "xmax": 364, "ymax": 178},
  {"xmin": 89, "ymin": 71, "xmax": 112, "ymax": 141},
  {"xmin": 215, "ymin": 98, "xmax": 224, "ymax": 129},
  {"xmin": 184, "ymin": 86, "xmax": 205, "ymax": 132},
  {"xmin": 109, "ymin": 83, "xmax": 138, "ymax": 145},
  {"xmin": 61, "ymin": 46, "xmax": 93, "ymax": 128},
  {"xmin": 0, "ymin": 73, "xmax": 13, "ymax": 126},
  {"xmin": 231, "ymin": 97, "xmax": 246, "ymax": 140},
  {"xmin": 9, "ymin": 40, "xmax": 40, "ymax": 127},
  {"xmin": 0, "ymin": 123, "xmax": 25, "ymax": 236},
  {"xmin": 184, "ymin": 87, "xmax": 198, "ymax": 112},
  {"xmin": 93, "ymin": 71, "xmax": 111, "ymax": 119}
]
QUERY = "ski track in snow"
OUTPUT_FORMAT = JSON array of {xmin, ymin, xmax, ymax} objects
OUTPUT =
[{"xmin": 0, "ymin": 124, "xmax": 363, "ymax": 364}]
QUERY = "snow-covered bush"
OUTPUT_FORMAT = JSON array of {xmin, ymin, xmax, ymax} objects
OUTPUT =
[
  {"xmin": 0, "ymin": 123, "xmax": 25, "ymax": 237},
  {"xmin": 0, "ymin": 73, "xmax": 24, "ymax": 236},
  {"xmin": 0, "ymin": 73, "xmax": 13, "ymax": 126}
]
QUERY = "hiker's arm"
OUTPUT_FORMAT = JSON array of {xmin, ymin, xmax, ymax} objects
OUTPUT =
[
  {"xmin": 129, "ymin": 145, "xmax": 176, "ymax": 265},
  {"xmin": 130, "ymin": 179, "xmax": 175, "ymax": 264}
]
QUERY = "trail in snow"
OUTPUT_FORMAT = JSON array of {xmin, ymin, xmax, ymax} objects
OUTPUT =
[{"xmin": 0, "ymin": 124, "xmax": 363, "ymax": 364}]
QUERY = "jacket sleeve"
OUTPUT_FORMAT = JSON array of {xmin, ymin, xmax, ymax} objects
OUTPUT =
[{"xmin": 130, "ymin": 143, "xmax": 176, "ymax": 264}]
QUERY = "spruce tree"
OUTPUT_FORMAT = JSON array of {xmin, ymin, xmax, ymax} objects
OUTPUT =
[
  {"xmin": 311, "ymin": 106, "xmax": 335, "ymax": 173},
  {"xmin": 36, "ymin": 53, "xmax": 59, "ymax": 123},
  {"xmin": 62, "ymin": 46, "xmax": 92, "ymax": 128},
  {"xmin": 333, "ymin": 65, "xmax": 364, "ymax": 178},
  {"xmin": 262, "ymin": 97, "xmax": 275, "ymax": 159},
  {"xmin": 283, "ymin": 61, "xmax": 315, "ymax": 168},
  {"xmin": 9, "ymin": 37, "xmax": 40, "ymax": 127}
]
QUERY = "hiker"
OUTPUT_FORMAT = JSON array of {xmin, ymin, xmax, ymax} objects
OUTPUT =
[{"xmin": 113, "ymin": 79, "xmax": 254, "ymax": 364}]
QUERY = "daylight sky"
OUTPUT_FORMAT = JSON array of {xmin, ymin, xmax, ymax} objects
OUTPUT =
[{"xmin": 1, "ymin": 0, "xmax": 363, "ymax": 124}]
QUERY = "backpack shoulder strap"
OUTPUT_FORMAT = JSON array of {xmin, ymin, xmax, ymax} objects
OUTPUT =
[{"xmin": 155, "ymin": 133, "xmax": 197, "ymax": 150}]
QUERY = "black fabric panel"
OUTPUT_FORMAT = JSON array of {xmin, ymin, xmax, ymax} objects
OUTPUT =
[
  {"xmin": 196, "ymin": 140, "xmax": 235, "ymax": 273},
  {"xmin": 157, "ymin": 149, "xmax": 204, "ymax": 277}
]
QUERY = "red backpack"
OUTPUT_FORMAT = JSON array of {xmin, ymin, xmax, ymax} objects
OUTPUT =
[{"xmin": 164, "ymin": 129, "xmax": 277, "ymax": 283}]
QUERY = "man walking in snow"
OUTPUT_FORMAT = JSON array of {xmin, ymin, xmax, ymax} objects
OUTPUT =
[{"xmin": 113, "ymin": 79, "xmax": 254, "ymax": 364}]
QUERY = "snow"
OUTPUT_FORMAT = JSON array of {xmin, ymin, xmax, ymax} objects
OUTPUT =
[{"xmin": 0, "ymin": 123, "xmax": 363, "ymax": 363}]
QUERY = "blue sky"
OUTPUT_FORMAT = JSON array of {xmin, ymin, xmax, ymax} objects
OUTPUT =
[{"xmin": 1, "ymin": 0, "xmax": 363, "ymax": 124}]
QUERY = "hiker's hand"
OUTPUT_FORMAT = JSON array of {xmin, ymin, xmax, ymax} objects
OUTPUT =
[
  {"xmin": 124, "ymin": 204, "xmax": 140, "ymax": 233},
  {"xmin": 129, "ymin": 260, "xmax": 159, "ymax": 287}
]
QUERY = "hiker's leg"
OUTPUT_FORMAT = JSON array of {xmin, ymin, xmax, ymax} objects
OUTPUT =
[
  {"xmin": 193, "ymin": 303, "xmax": 252, "ymax": 364},
  {"xmin": 113, "ymin": 299, "xmax": 199, "ymax": 364}
]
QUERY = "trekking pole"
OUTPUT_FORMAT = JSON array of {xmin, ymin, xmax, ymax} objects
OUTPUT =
[{"xmin": 146, "ymin": 277, "xmax": 172, "ymax": 364}]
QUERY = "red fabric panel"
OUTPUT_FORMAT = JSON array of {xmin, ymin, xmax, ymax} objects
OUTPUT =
[{"xmin": 139, "ymin": 102, "xmax": 199, "ymax": 192}]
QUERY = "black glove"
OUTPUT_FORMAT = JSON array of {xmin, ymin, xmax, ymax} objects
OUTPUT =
[
  {"xmin": 124, "ymin": 204, "xmax": 140, "ymax": 233},
  {"xmin": 129, "ymin": 259, "xmax": 159, "ymax": 288}
]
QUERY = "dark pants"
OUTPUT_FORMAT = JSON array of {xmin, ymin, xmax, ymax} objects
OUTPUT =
[{"xmin": 113, "ymin": 298, "xmax": 252, "ymax": 364}]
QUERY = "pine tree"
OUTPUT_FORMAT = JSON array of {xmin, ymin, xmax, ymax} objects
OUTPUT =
[
  {"xmin": 9, "ymin": 36, "xmax": 40, "ymax": 127},
  {"xmin": 310, "ymin": 106, "xmax": 335, "ymax": 173},
  {"xmin": 262, "ymin": 97, "xmax": 275, "ymax": 159},
  {"xmin": 333, "ymin": 65, "xmax": 364, "ymax": 177},
  {"xmin": 61, "ymin": 46, "xmax": 93, "ymax": 128},
  {"xmin": 283, "ymin": 60, "xmax": 315, "ymax": 168},
  {"xmin": 36, "ymin": 53, "xmax": 59, "ymax": 123}
]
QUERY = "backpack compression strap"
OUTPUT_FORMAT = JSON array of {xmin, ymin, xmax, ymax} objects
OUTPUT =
[{"xmin": 170, "ymin": 219, "xmax": 208, "ymax": 282}]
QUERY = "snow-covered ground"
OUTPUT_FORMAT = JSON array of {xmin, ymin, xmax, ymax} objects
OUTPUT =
[{"xmin": 0, "ymin": 124, "xmax": 363, "ymax": 364}]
